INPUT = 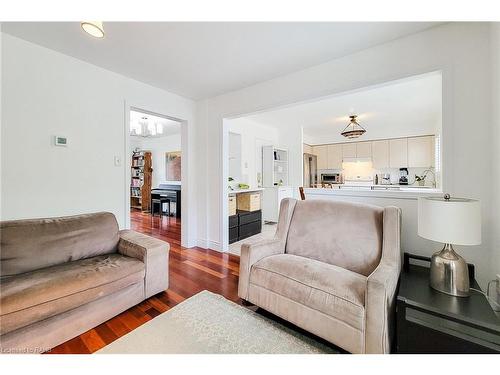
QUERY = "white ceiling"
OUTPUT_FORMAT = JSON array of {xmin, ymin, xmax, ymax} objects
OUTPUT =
[
  {"xmin": 246, "ymin": 72, "xmax": 442, "ymax": 145},
  {"xmin": 130, "ymin": 110, "xmax": 181, "ymax": 138},
  {"xmin": 1, "ymin": 22, "xmax": 441, "ymax": 100}
]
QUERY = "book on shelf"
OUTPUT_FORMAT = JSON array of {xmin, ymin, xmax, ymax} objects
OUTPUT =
[{"xmin": 130, "ymin": 150, "xmax": 151, "ymax": 211}]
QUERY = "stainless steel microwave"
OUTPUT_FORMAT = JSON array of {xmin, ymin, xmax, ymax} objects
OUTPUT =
[{"xmin": 321, "ymin": 173, "xmax": 341, "ymax": 184}]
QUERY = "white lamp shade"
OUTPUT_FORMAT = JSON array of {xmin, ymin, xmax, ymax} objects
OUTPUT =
[{"xmin": 418, "ymin": 196, "xmax": 481, "ymax": 245}]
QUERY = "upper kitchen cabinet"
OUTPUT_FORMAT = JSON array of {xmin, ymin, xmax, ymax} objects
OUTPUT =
[
  {"xmin": 327, "ymin": 144, "xmax": 342, "ymax": 169},
  {"xmin": 356, "ymin": 142, "xmax": 372, "ymax": 158},
  {"xmin": 303, "ymin": 143, "xmax": 314, "ymax": 155},
  {"xmin": 389, "ymin": 138, "xmax": 408, "ymax": 168},
  {"xmin": 372, "ymin": 140, "xmax": 390, "ymax": 169},
  {"xmin": 342, "ymin": 143, "xmax": 357, "ymax": 159},
  {"xmin": 312, "ymin": 145, "xmax": 328, "ymax": 170},
  {"xmin": 408, "ymin": 136, "xmax": 435, "ymax": 168}
]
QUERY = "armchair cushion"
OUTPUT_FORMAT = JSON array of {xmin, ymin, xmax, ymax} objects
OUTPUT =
[
  {"xmin": 285, "ymin": 200, "xmax": 383, "ymax": 276},
  {"xmin": 250, "ymin": 254, "xmax": 367, "ymax": 330}
]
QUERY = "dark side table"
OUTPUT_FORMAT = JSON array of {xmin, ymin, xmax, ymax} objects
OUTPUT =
[{"xmin": 396, "ymin": 253, "xmax": 500, "ymax": 353}]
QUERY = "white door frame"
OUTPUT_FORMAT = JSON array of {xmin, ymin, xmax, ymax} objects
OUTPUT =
[{"xmin": 124, "ymin": 102, "xmax": 191, "ymax": 248}]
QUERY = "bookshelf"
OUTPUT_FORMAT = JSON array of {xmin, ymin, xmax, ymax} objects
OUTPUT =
[
  {"xmin": 262, "ymin": 146, "xmax": 289, "ymax": 187},
  {"xmin": 130, "ymin": 150, "xmax": 152, "ymax": 212}
]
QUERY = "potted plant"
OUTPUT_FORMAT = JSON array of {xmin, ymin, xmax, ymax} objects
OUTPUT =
[{"xmin": 415, "ymin": 174, "xmax": 426, "ymax": 186}]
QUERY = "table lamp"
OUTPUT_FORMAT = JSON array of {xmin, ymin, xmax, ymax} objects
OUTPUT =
[{"xmin": 418, "ymin": 194, "xmax": 481, "ymax": 297}]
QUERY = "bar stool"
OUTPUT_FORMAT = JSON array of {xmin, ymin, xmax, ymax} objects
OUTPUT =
[
  {"xmin": 167, "ymin": 196, "xmax": 176, "ymax": 217},
  {"xmin": 152, "ymin": 197, "xmax": 170, "ymax": 217}
]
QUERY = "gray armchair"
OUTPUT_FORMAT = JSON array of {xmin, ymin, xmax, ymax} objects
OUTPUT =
[{"xmin": 238, "ymin": 198, "xmax": 401, "ymax": 354}]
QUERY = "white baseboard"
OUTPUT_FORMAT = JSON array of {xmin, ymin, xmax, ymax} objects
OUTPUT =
[
  {"xmin": 208, "ymin": 240, "xmax": 222, "ymax": 252},
  {"xmin": 196, "ymin": 239, "xmax": 222, "ymax": 252},
  {"xmin": 196, "ymin": 238, "xmax": 209, "ymax": 249}
]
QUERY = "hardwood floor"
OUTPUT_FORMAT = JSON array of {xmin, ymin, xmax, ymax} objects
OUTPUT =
[{"xmin": 48, "ymin": 210, "xmax": 241, "ymax": 354}]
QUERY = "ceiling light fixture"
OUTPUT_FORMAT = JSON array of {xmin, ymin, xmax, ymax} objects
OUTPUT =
[
  {"xmin": 81, "ymin": 21, "xmax": 105, "ymax": 38},
  {"xmin": 341, "ymin": 115, "xmax": 366, "ymax": 139}
]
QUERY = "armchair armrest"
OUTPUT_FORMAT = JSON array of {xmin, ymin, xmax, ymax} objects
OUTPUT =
[
  {"xmin": 238, "ymin": 239, "xmax": 285, "ymax": 300},
  {"xmin": 365, "ymin": 206, "xmax": 401, "ymax": 353},
  {"xmin": 238, "ymin": 198, "xmax": 297, "ymax": 300},
  {"xmin": 118, "ymin": 230, "xmax": 169, "ymax": 298}
]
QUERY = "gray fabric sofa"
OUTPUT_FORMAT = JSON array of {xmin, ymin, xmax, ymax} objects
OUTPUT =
[
  {"xmin": 0, "ymin": 212, "xmax": 169, "ymax": 353},
  {"xmin": 238, "ymin": 198, "xmax": 401, "ymax": 354}
]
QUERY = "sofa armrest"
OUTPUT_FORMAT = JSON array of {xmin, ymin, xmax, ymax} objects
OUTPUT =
[
  {"xmin": 238, "ymin": 239, "xmax": 285, "ymax": 300},
  {"xmin": 364, "ymin": 206, "xmax": 401, "ymax": 353},
  {"xmin": 118, "ymin": 229, "xmax": 169, "ymax": 298}
]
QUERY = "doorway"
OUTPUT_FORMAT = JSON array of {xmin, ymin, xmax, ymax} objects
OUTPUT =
[{"xmin": 126, "ymin": 107, "xmax": 184, "ymax": 245}]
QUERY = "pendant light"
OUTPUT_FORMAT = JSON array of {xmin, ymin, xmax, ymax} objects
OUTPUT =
[
  {"xmin": 341, "ymin": 115, "xmax": 366, "ymax": 139},
  {"xmin": 81, "ymin": 21, "xmax": 105, "ymax": 38}
]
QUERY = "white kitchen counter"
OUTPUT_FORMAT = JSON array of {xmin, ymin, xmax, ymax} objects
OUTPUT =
[
  {"xmin": 228, "ymin": 188, "xmax": 265, "ymax": 195},
  {"xmin": 304, "ymin": 186, "xmax": 442, "ymax": 200}
]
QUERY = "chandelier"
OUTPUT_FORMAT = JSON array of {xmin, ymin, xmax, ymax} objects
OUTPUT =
[
  {"xmin": 131, "ymin": 116, "xmax": 164, "ymax": 137},
  {"xmin": 341, "ymin": 115, "xmax": 366, "ymax": 139}
]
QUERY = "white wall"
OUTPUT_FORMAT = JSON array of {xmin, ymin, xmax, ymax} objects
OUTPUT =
[
  {"xmin": 228, "ymin": 118, "xmax": 279, "ymax": 188},
  {"xmin": 491, "ymin": 23, "xmax": 500, "ymax": 279},
  {"xmin": 1, "ymin": 34, "xmax": 198, "ymax": 247},
  {"xmin": 196, "ymin": 23, "xmax": 495, "ymax": 287},
  {"xmin": 131, "ymin": 134, "xmax": 181, "ymax": 188},
  {"xmin": 0, "ymin": 31, "xmax": 3, "ymax": 217}
]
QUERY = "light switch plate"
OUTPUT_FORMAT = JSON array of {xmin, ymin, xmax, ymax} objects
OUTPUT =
[
  {"xmin": 114, "ymin": 156, "xmax": 122, "ymax": 166},
  {"xmin": 54, "ymin": 136, "xmax": 68, "ymax": 147}
]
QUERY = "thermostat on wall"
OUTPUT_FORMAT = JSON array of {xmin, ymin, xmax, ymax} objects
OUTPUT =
[{"xmin": 54, "ymin": 136, "xmax": 68, "ymax": 147}]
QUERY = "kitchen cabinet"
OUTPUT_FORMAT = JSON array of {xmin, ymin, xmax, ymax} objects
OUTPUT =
[
  {"xmin": 389, "ymin": 138, "xmax": 408, "ymax": 168},
  {"xmin": 312, "ymin": 145, "xmax": 328, "ymax": 170},
  {"xmin": 356, "ymin": 142, "xmax": 372, "ymax": 158},
  {"xmin": 327, "ymin": 144, "xmax": 342, "ymax": 169},
  {"xmin": 408, "ymin": 136, "xmax": 435, "ymax": 168},
  {"xmin": 303, "ymin": 144, "xmax": 313, "ymax": 154},
  {"xmin": 372, "ymin": 140, "xmax": 390, "ymax": 169},
  {"xmin": 262, "ymin": 186, "xmax": 294, "ymax": 223},
  {"xmin": 341, "ymin": 142, "xmax": 371, "ymax": 160},
  {"xmin": 311, "ymin": 136, "xmax": 434, "ymax": 170},
  {"xmin": 342, "ymin": 143, "xmax": 357, "ymax": 159}
]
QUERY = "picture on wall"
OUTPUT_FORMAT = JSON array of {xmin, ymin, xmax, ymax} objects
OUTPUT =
[{"xmin": 165, "ymin": 151, "xmax": 181, "ymax": 181}]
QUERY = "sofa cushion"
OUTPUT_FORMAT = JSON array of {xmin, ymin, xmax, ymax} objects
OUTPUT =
[
  {"xmin": 0, "ymin": 254, "xmax": 145, "ymax": 335},
  {"xmin": 285, "ymin": 200, "xmax": 383, "ymax": 276},
  {"xmin": 250, "ymin": 254, "xmax": 367, "ymax": 330},
  {"xmin": 0, "ymin": 212, "xmax": 120, "ymax": 277}
]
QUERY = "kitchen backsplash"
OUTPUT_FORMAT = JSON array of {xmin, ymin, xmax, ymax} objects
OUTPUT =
[{"xmin": 318, "ymin": 166, "xmax": 438, "ymax": 186}]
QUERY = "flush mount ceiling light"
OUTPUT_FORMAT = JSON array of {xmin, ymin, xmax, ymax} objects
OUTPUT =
[
  {"xmin": 81, "ymin": 21, "xmax": 105, "ymax": 38},
  {"xmin": 341, "ymin": 115, "xmax": 366, "ymax": 139}
]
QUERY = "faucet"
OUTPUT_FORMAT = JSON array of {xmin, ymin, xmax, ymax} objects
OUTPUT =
[{"xmin": 422, "ymin": 168, "xmax": 436, "ymax": 188}]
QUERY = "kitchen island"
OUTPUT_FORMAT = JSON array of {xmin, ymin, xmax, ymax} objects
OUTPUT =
[{"xmin": 304, "ymin": 185, "xmax": 442, "ymax": 200}]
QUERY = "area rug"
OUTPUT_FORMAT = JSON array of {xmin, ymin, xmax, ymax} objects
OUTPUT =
[{"xmin": 97, "ymin": 290, "xmax": 336, "ymax": 354}]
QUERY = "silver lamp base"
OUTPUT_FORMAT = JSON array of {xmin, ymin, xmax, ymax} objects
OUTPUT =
[{"xmin": 430, "ymin": 243, "xmax": 470, "ymax": 297}]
